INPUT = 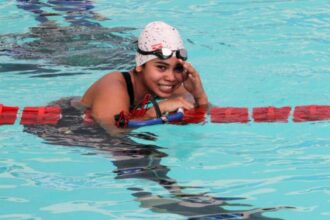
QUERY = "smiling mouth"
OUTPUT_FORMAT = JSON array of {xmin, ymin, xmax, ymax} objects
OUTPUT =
[{"xmin": 159, "ymin": 84, "xmax": 175, "ymax": 92}]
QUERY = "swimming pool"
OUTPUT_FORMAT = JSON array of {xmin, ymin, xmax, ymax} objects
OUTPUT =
[{"xmin": 1, "ymin": 0, "xmax": 330, "ymax": 219}]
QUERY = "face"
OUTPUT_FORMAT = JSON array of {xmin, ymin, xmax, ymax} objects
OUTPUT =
[{"xmin": 140, "ymin": 57, "xmax": 186, "ymax": 98}]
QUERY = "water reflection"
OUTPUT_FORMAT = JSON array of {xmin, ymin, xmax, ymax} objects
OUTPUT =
[
  {"xmin": 0, "ymin": 0, "xmax": 136, "ymax": 77},
  {"xmin": 23, "ymin": 97, "xmax": 291, "ymax": 219},
  {"xmin": 16, "ymin": 0, "xmax": 104, "ymax": 27}
]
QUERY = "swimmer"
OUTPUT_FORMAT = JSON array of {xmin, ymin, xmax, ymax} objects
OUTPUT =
[{"xmin": 81, "ymin": 21, "xmax": 208, "ymax": 133}]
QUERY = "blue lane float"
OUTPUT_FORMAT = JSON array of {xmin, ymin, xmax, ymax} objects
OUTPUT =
[{"xmin": 127, "ymin": 108, "xmax": 184, "ymax": 128}]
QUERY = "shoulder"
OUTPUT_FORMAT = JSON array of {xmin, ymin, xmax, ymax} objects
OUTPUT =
[
  {"xmin": 96, "ymin": 71, "xmax": 125, "ymax": 87},
  {"xmin": 81, "ymin": 71, "xmax": 127, "ymax": 107},
  {"xmin": 91, "ymin": 71, "xmax": 126, "ymax": 91}
]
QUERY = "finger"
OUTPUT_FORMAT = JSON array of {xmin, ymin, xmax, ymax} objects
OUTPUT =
[
  {"xmin": 182, "ymin": 99, "xmax": 194, "ymax": 109},
  {"xmin": 183, "ymin": 62, "xmax": 199, "ymax": 78},
  {"xmin": 181, "ymin": 69, "xmax": 189, "ymax": 82},
  {"xmin": 187, "ymin": 72, "xmax": 198, "ymax": 82},
  {"xmin": 182, "ymin": 74, "xmax": 189, "ymax": 83},
  {"xmin": 178, "ymin": 59, "xmax": 194, "ymax": 72}
]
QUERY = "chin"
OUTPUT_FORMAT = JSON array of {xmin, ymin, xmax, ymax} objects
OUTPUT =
[{"xmin": 154, "ymin": 91, "xmax": 173, "ymax": 98}]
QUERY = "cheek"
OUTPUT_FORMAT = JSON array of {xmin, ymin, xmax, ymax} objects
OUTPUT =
[
  {"xmin": 141, "ymin": 72, "xmax": 160, "ymax": 90},
  {"xmin": 145, "ymin": 71, "xmax": 163, "ymax": 82}
]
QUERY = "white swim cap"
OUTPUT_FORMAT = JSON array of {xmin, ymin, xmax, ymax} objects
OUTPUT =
[{"xmin": 135, "ymin": 21, "xmax": 185, "ymax": 66}]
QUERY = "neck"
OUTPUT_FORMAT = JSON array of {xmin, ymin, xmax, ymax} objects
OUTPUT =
[{"xmin": 129, "ymin": 69, "xmax": 151, "ymax": 104}]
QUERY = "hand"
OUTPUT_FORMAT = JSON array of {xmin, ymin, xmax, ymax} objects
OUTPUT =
[
  {"xmin": 146, "ymin": 97, "xmax": 194, "ymax": 118},
  {"xmin": 178, "ymin": 60, "xmax": 208, "ymax": 106}
]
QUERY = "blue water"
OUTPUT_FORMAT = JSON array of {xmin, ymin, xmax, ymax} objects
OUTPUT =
[{"xmin": 1, "ymin": 0, "xmax": 330, "ymax": 219}]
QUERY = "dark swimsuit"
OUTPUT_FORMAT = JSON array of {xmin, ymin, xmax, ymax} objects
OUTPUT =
[
  {"xmin": 121, "ymin": 72, "xmax": 161, "ymax": 117},
  {"xmin": 121, "ymin": 72, "xmax": 135, "ymax": 110}
]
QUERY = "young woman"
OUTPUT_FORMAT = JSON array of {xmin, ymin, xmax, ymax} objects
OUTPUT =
[{"xmin": 81, "ymin": 21, "xmax": 208, "ymax": 133}]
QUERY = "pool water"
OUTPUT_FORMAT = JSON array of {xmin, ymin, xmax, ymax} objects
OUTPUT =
[{"xmin": 1, "ymin": 0, "xmax": 330, "ymax": 219}]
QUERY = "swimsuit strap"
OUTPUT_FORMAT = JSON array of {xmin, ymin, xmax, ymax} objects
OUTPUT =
[
  {"xmin": 149, "ymin": 95, "xmax": 162, "ymax": 118},
  {"xmin": 121, "ymin": 72, "xmax": 135, "ymax": 109},
  {"xmin": 121, "ymin": 71, "xmax": 161, "ymax": 118}
]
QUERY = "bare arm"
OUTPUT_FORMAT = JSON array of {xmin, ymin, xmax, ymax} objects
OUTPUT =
[
  {"xmin": 82, "ymin": 73, "xmax": 131, "ymax": 135},
  {"xmin": 179, "ymin": 60, "xmax": 208, "ymax": 106}
]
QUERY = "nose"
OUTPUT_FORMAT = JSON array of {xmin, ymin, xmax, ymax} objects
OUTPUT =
[{"xmin": 164, "ymin": 69, "xmax": 176, "ymax": 81}]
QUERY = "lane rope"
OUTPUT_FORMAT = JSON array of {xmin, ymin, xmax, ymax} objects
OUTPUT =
[{"xmin": 1, "ymin": 104, "xmax": 330, "ymax": 126}]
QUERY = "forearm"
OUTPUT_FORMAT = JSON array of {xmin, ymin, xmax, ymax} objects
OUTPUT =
[
  {"xmin": 145, "ymin": 101, "xmax": 167, "ymax": 118},
  {"xmin": 194, "ymin": 91, "xmax": 208, "ymax": 106}
]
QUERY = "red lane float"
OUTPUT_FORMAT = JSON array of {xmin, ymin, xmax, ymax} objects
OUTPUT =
[
  {"xmin": 179, "ymin": 106, "xmax": 208, "ymax": 124},
  {"xmin": 293, "ymin": 105, "xmax": 330, "ymax": 122},
  {"xmin": 0, "ymin": 104, "xmax": 19, "ymax": 125},
  {"xmin": 82, "ymin": 109, "xmax": 94, "ymax": 124},
  {"xmin": 253, "ymin": 106, "xmax": 291, "ymax": 122},
  {"xmin": 210, "ymin": 107, "xmax": 249, "ymax": 123},
  {"xmin": 20, "ymin": 106, "xmax": 61, "ymax": 125}
]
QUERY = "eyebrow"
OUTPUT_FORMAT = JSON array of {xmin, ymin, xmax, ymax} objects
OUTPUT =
[
  {"xmin": 155, "ymin": 60, "xmax": 170, "ymax": 65},
  {"xmin": 154, "ymin": 61, "xmax": 182, "ymax": 67},
  {"xmin": 154, "ymin": 61, "xmax": 170, "ymax": 66}
]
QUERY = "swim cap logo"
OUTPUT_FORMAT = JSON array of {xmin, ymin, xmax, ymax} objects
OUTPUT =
[{"xmin": 151, "ymin": 43, "xmax": 163, "ymax": 50}]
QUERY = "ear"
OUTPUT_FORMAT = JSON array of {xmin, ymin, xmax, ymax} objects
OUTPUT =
[{"xmin": 135, "ymin": 66, "xmax": 143, "ymax": 73}]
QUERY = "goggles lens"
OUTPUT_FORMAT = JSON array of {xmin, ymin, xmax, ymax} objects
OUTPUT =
[
  {"xmin": 137, "ymin": 48, "xmax": 188, "ymax": 61},
  {"xmin": 160, "ymin": 48, "xmax": 172, "ymax": 57}
]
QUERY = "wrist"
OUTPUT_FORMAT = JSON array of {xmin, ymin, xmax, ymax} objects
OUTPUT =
[
  {"xmin": 145, "ymin": 102, "xmax": 166, "ymax": 118},
  {"xmin": 194, "ymin": 92, "xmax": 208, "ymax": 106},
  {"xmin": 145, "ymin": 107, "xmax": 158, "ymax": 118}
]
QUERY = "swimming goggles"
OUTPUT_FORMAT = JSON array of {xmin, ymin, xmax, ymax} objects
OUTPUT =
[{"xmin": 137, "ymin": 47, "xmax": 188, "ymax": 61}]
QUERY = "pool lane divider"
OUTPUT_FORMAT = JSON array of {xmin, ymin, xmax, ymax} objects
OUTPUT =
[
  {"xmin": 20, "ymin": 106, "xmax": 62, "ymax": 125},
  {"xmin": 0, "ymin": 104, "xmax": 61, "ymax": 125},
  {"xmin": 0, "ymin": 104, "xmax": 19, "ymax": 125},
  {"xmin": 292, "ymin": 105, "xmax": 330, "ymax": 122},
  {"xmin": 210, "ymin": 105, "xmax": 330, "ymax": 123},
  {"xmin": 0, "ymin": 104, "xmax": 330, "ymax": 126}
]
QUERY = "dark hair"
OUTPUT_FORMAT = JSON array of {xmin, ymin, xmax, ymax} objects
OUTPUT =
[{"xmin": 133, "ymin": 64, "xmax": 146, "ymax": 74}]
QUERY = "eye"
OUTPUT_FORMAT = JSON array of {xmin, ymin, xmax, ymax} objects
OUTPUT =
[
  {"xmin": 174, "ymin": 64, "xmax": 184, "ymax": 73},
  {"xmin": 157, "ymin": 65, "xmax": 167, "ymax": 72}
]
